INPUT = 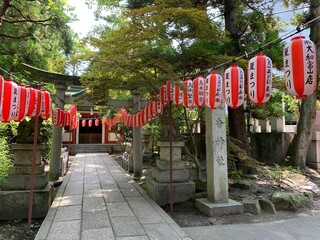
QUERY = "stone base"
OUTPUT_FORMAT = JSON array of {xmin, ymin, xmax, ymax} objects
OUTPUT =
[
  {"xmin": 0, "ymin": 184, "xmax": 52, "ymax": 220},
  {"xmin": 196, "ymin": 198, "xmax": 243, "ymax": 217},
  {"xmin": 11, "ymin": 144, "xmax": 43, "ymax": 166},
  {"xmin": 156, "ymin": 159, "xmax": 185, "ymax": 170},
  {"xmin": 8, "ymin": 163, "xmax": 45, "ymax": 175},
  {"xmin": 152, "ymin": 168, "xmax": 190, "ymax": 183},
  {"xmin": 142, "ymin": 153, "xmax": 153, "ymax": 161},
  {"xmin": 146, "ymin": 176, "xmax": 195, "ymax": 206},
  {"xmin": 0, "ymin": 172, "xmax": 49, "ymax": 190}
]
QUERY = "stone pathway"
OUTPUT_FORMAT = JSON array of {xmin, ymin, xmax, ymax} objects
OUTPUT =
[
  {"xmin": 35, "ymin": 153, "xmax": 191, "ymax": 240},
  {"xmin": 184, "ymin": 215, "xmax": 320, "ymax": 240}
]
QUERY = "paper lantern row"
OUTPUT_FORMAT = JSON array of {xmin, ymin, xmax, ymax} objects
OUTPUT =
[
  {"xmin": 90, "ymin": 105, "xmax": 162, "ymax": 129},
  {"xmin": 0, "ymin": 76, "xmax": 51, "ymax": 122},
  {"xmin": 122, "ymin": 101, "xmax": 164, "ymax": 128},
  {"xmin": 160, "ymin": 36, "xmax": 317, "ymax": 109},
  {"xmin": 99, "ymin": 101, "xmax": 164, "ymax": 129},
  {"xmin": 102, "ymin": 36, "xmax": 318, "ymax": 129},
  {"xmin": 52, "ymin": 105, "xmax": 78, "ymax": 129},
  {"xmin": 81, "ymin": 118, "xmax": 100, "ymax": 127}
]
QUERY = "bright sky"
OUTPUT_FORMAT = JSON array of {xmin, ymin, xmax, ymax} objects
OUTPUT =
[
  {"xmin": 67, "ymin": 0, "xmax": 98, "ymax": 37},
  {"xmin": 67, "ymin": 1, "xmax": 307, "ymax": 37}
]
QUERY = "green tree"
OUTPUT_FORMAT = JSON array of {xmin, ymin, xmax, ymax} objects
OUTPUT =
[
  {"xmin": 0, "ymin": 0, "xmax": 75, "ymax": 76},
  {"xmin": 82, "ymin": 0, "xmax": 226, "ymax": 98},
  {"xmin": 286, "ymin": 0, "xmax": 320, "ymax": 169},
  {"xmin": 0, "ymin": 0, "xmax": 77, "ymax": 178}
]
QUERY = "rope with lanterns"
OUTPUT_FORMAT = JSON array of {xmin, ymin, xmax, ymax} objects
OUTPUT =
[
  {"xmin": 0, "ymin": 15, "xmax": 318, "ymax": 129},
  {"xmin": 100, "ymin": 34, "xmax": 317, "ymax": 129},
  {"xmin": 0, "ymin": 74, "xmax": 78, "ymax": 130}
]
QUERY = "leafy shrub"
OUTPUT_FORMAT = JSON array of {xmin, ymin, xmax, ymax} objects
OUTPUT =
[{"xmin": 0, "ymin": 123, "xmax": 13, "ymax": 184}]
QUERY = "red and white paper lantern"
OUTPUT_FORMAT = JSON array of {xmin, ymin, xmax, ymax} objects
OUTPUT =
[
  {"xmin": 88, "ymin": 119, "xmax": 92, "ymax": 127},
  {"xmin": 149, "ymin": 101, "xmax": 157, "ymax": 118},
  {"xmin": 156, "ymin": 100, "xmax": 163, "ymax": 115},
  {"xmin": 173, "ymin": 82, "xmax": 183, "ymax": 106},
  {"xmin": 205, "ymin": 72, "xmax": 223, "ymax": 109},
  {"xmin": 159, "ymin": 85, "xmax": 166, "ymax": 105},
  {"xmin": 81, "ymin": 119, "xmax": 86, "ymax": 127},
  {"xmin": 60, "ymin": 111, "xmax": 66, "ymax": 127},
  {"xmin": 65, "ymin": 111, "xmax": 71, "ymax": 126},
  {"xmin": 70, "ymin": 105, "xmax": 77, "ymax": 129},
  {"xmin": 0, "ymin": 76, "xmax": 4, "ymax": 116},
  {"xmin": 127, "ymin": 114, "xmax": 133, "ymax": 127},
  {"xmin": 145, "ymin": 105, "xmax": 152, "ymax": 122},
  {"xmin": 40, "ymin": 90, "xmax": 51, "ymax": 120},
  {"xmin": 132, "ymin": 114, "xmax": 137, "ymax": 128},
  {"xmin": 283, "ymin": 36, "xmax": 317, "ymax": 98},
  {"xmin": 247, "ymin": 53, "xmax": 272, "ymax": 106},
  {"xmin": 95, "ymin": 119, "xmax": 99, "ymax": 127},
  {"xmin": 140, "ymin": 108, "xmax": 145, "ymax": 125},
  {"xmin": 224, "ymin": 65, "xmax": 245, "ymax": 109},
  {"xmin": 31, "ymin": 89, "xmax": 42, "ymax": 117},
  {"xmin": 0, "ymin": 79, "xmax": 19, "ymax": 122},
  {"xmin": 193, "ymin": 76, "xmax": 206, "ymax": 108},
  {"xmin": 183, "ymin": 78, "xmax": 194, "ymax": 108},
  {"xmin": 14, "ymin": 85, "xmax": 27, "ymax": 122},
  {"xmin": 53, "ymin": 107, "xmax": 62, "ymax": 126},
  {"xmin": 26, "ymin": 87, "xmax": 36, "ymax": 117}
]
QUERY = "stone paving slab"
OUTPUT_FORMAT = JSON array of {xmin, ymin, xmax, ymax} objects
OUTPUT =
[
  {"xmin": 35, "ymin": 153, "xmax": 190, "ymax": 240},
  {"xmin": 183, "ymin": 215, "xmax": 320, "ymax": 240}
]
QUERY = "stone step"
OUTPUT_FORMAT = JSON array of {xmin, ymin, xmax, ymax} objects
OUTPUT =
[{"xmin": 67, "ymin": 144, "xmax": 116, "ymax": 155}]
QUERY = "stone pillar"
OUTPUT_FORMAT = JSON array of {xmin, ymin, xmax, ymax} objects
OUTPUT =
[
  {"xmin": 132, "ymin": 91, "xmax": 142, "ymax": 179},
  {"xmin": 271, "ymin": 117, "xmax": 285, "ymax": 132},
  {"xmin": 255, "ymin": 119, "xmax": 261, "ymax": 133},
  {"xmin": 260, "ymin": 120, "xmax": 271, "ymax": 133},
  {"xmin": 49, "ymin": 84, "xmax": 67, "ymax": 181},
  {"xmin": 196, "ymin": 104, "xmax": 243, "ymax": 216},
  {"xmin": 146, "ymin": 141, "xmax": 195, "ymax": 205}
]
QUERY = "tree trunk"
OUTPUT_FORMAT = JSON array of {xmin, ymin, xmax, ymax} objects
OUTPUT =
[
  {"xmin": 286, "ymin": 1, "xmax": 320, "ymax": 169},
  {"xmin": 224, "ymin": 0, "xmax": 251, "ymax": 155},
  {"xmin": 228, "ymin": 106, "xmax": 251, "ymax": 154}
]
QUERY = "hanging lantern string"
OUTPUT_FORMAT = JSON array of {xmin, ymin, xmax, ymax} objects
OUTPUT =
[{"xmin": 183, "ymin": 14, "xmax": 320, "ymax": 78}]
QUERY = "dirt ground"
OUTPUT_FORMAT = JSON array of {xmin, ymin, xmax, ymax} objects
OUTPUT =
[
  {"xmin": 137, "ymin": 159, "xmax": 320, "ymax": 228},
  {"xmin": 0, "ymin": 218, "xmax": 43, "ymax": 240}
]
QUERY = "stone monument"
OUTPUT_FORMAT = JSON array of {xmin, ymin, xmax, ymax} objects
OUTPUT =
[
  {"xmin": 146, "ymin": 141, "xmax": 195, "ymax": 205},
  {"xmin": 195, "ymin": 104, "xmax": 243, "ymax": 216},
  {"xmin": 142, "ymin": 127, "xmax": 152, "ymax": 161},
  {"xmin": 0, "ymin": 119, "xmax": 52, "ymax": 220}
]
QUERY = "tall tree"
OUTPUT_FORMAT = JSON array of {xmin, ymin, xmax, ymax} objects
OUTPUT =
[
  {"xmin": 220, "ymin": 0, "xmax": 281, "ymax": 155},
  {"xmin": 0, "ymin": 0, "xmax": 75, "ymax": 76},
  {"xmin": 286, "ymin": 0, "xmax": 320, "ymax": 169},
  {"xmin": 82, "ymin": 0, "xmax": 226, "ymax": 97},
  {"xmin": 223, "ymin": 0, "xmax": 251, "ymax": 155}
]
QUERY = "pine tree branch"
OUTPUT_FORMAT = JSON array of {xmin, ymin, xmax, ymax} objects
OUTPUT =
[
  {"xmin": 3, "ymin": 17, "xmax": 52, "ymax": 24},
  {"xmin": 0, "ymin": 33, "xmax": 32, "ymax": 39},
  {"xmin": 0, "ymin": 0, "xmax": 12, "ymax": 26}
]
